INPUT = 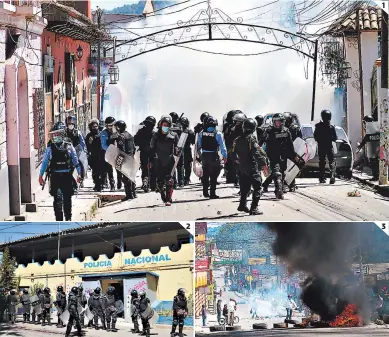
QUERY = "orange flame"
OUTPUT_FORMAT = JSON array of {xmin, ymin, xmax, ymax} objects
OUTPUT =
[{"xmin": 329, "ymin": 304, "xmax": 360, "ymax": 327}]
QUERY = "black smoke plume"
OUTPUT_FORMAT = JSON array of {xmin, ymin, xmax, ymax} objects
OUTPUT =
[{"xmin": 266, "ymin": 222, "xmax": 369, "ymax": 322}]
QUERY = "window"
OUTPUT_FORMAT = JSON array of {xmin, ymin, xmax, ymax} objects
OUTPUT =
[
  {"xmin": 301, "ymin": 126, "xmax": 314, "ymax": 139},
  {"xmin": 335, "ymin": 126, "xmax": 348, "ymax": 142},
  {"xmin": 64, "ymin": 52, "xmax": 75, "ymax": 100}
]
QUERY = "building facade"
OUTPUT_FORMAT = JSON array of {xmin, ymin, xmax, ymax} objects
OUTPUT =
[
  {"xmin": 2, "ymin": 222, "xmax": 194, "ymax": 325},
  {"xmin": 195, "ymin": 222, "xmax": 209, "ymax": 318}
]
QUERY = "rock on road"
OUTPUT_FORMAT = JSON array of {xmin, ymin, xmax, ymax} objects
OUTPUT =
[{"xmin": 93, "ymin": 177, "xmax": 389, "ymax": 221}]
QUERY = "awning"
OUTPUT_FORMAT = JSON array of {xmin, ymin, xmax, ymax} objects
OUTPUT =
[{"xmin": 79, "ymin": 271, "xmax": 159, "ymax": 280}]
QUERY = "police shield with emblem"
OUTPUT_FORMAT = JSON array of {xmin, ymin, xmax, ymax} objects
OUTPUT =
[
  {"xmin": 171, "ymin": 131, "xmax": 188, "ymax": 177},
  {"xmin": 141, "ymin": 305, "xmax": 154, "ymax": 320},
  {"xmin": 105, "ymin": 144, "xmax": 140, "ymax": 183},
  {"xmin": 285, "ymin": 137, "xmax": 309, "ymax": 185},
  {"xmin": 366, "ymin": 121, "xmax": 380, "ymax": 158}
]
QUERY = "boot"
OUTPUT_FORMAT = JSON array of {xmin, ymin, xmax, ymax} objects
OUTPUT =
[
  {"xmin": 275, "ymin": 189, "xmax": 284, "ymax": 200},
  {"xmin": 102, "ymin": 321, "xmax": 107, "ymax": 330},
  {"xmin": 329, "ymin": 174, "xmax": 335, "ymax": 184},
  {"xmin": 250, "ymin": 197, "xmax": 263, "ymax": 215},
  {"xmin": 122, "ymin": 185, "xmax": 134, "ymax": 201},
  {"xmin": 132, "ymin": 184, "xmax": 137, "ymax": 198},
  {"xmin": 203, "ymin": 186, "xmax": 210, "ymax": 198},
  {"xmin": 237, "ymin": 199, "xmax": 250, "ymax": 213},
  {"xmin": 107, "ymin": 321, "xmax": 111, "ymax": 332},
  {"xmin": 179, "ymin": 325, "xmax": 184, "ymax": 337},
  {"xmin": 210, "ymin": 187, "xmax": 219, "ymax": 199},
  {"xmin": 166, "ymin": 185, "xmax": 173, "ymax": 206},
  {"xmin": 319, "ymin": 176, "xmax": 326, "ymax": 183},
  {"xmin": 111, "ymin": 321, "xmax": 117, "ymax": 332},
  {"xmin": 110, "ymin": 183, "xmax": 115, "ymax": 192}
]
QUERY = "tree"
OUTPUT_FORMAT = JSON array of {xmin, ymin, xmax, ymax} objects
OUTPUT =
[
  {"xmin": 31, "ymin": 283, "xmax": 45, "ymax": 295},
  {"xmin": 0, "ymin": 246, "xmax": 17, "ymax": 290}
]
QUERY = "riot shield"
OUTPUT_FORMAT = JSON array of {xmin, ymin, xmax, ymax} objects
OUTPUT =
[
  {"xmin": 171, "ymin": 131, "xmax": 188, "ymax": 176},
  {"xmin": 130, "ymin": 304, "xmax": 137, "ymax": 316},
  {"xmin": 285, "ymin": 137, "xmax": 309, "ymax": 186},
  {"xmin": 75, "ymin": 144, "xmax": 88, "ymax": 179},
  {"xmin": 55, "ymin": 303, "xmax": 63, "ymax": 316},
  {"xmin": 305, "ymin": 138, "xmax": 317, "ymax": 161},
  {"xmin": 140, "ymin": 305, "xmax": 154, "ymax": 320},
  {"xmin": 193, "ymin": 134, "xmax": 203, "ymax": 178},
  {"xmin": 30, "ymin": 295, "xmax": 39, "ymax": 306},
  {"xmin": 85, "ymin": 306, "xmax": 94, "ymax": 321},
  {"xmin": 32, "ymin": 304, "xmax": 42, "ymax": 315},
  {"xmin": 115, "ymin": 300, "xmax": 124, "ymax": 314},
  {"xmin": 60, "ymin": 310, "xmax": 70, "ymax": 325},
  {"xmin": 105, "ymin": 145, "xmax": 140, "ymax": 183},
  {"xmin": 366, "ymin": 121, "xmax": 380, "ymax": 158},
  {"xmin": 77, "ymin": 303, "xmax": 84, "ymax": 315}
]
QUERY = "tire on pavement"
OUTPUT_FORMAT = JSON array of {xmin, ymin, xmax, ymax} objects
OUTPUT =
[
  {"xmin": 253, "ymin": 323, "xmax": 267, "ymax": 329},
  {"xmin": 209, "ymin": 325, "xmax": 225, "ymax": 332},
  {"xmin": 226, "ymin": 325, "xmax": 241, "ymax": 331},
  {"xmin": 273, "ymin": 323, "xmax": 287, "ymax": 328},
  {"xmin": 383, "ymin": 315, "xmax": 389, "ymax": 324}
]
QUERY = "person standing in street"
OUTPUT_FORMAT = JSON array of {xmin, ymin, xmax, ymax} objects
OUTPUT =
[
  {"xmin": 314, "ymin": 109, "xmax": 337, "ymax": 184},
  {"xmin": 150, "ymin": 116, "xmax": 179, "ymax": 206},
  {"xmin": 201, "ymin": 305, "xmax": 207, "ymax": 327},
  {"xmin": 285, "ymin": 295, "xmax": 297, "ymax": 320},
  {"xmin": 227, "ymin": 298, "xmax": 237, "ymax": 326},
  {"xmin": 88, "ymin": 287, "xmax": 106, "ymax": 330},
  {"xmin": 139, "ymin": 291, "xmax": 151, "ymax": 337},
  {"xmin": 31, "ymin": 288, "xmax": 42, "ymax": 324},
  {"xmin": 41, "ymin": 287, "xmax": 52, "ymax": 326},
  {"xmin": 76, "ymin": 286, "xmax": 87, "ymax": 329},
  {"xmin": 105, "ymin": 286, "xmax": 118, "ymax": 332},
  {"xmin": 216, "ymin": 300, "xmax": 222, "ymax": 323},
  {"xmin": 65, "ymin": 287, "xmax": 82, "ymax": 337},
  {"xmin": 171, "ymin": 288, "xmax": 188, "ymax": 337},
  {"xmin": 85, "ymin": 119, "xmax": 104, "ymax": 192},
  {"xmin": 170, "ymin": 112, "xmax": 185, "ymax": 188},
  {"xmin": 134, "ymin": 116, "xmax": 157, "ymax": 192},
  {"xmin": 232, "ymin": 118, "xmax": 269, "ymax": 215},
  {"xmin": 194, "ymin": 112, "xmax": 209, "ymax": 135},
  {"xmin": 180, "ymin": 117, "xmax": 195, "ymax": 185},
  {"xmin": 100, "ymin": 116, "xmax": 117, "ymax": 191},
  {"xmin": 39, "ymin": 123, "xmax": 82, "ymax": 221},
  {"xmin": 130, "ymin": 289, "xmax": 140, "ymax": 333},
  {"xmin": 55, "ymin": 286, "xmax": 66, "ymax": 328},
  {"xmin": 197, "ymin": 116, "xmax": 227, "ymax": 199},
  {"xmin": 20, "ymin": 289, "xmax": 31, "ymax": 323},
  {"xmin": 7, "ymin": 289, "xmax": 18, "ymax": 324}
]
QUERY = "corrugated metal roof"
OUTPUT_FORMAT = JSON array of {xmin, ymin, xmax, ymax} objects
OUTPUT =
[{"xmin": 326, "ymin": 4, "xmax": 382, "ymax": 34}]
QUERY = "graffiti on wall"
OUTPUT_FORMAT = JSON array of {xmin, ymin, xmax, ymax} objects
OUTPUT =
[
  {"xmin": 154, "ymin": 300, "xmax": 194, "ymax": 326},
  {"xmin": 379, "ymin": 95, "xmax": 389, "ymax": 181}
]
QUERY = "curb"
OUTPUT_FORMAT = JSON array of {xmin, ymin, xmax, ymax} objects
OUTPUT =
[{"xmin": 352, "ymin": 173, "xmax": 389, "ymax": 197}]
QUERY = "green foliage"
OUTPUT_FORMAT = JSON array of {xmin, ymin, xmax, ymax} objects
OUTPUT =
[
  {"xmin": 31, "ymin": 283, "xmax": 45, "ymax": 296},
  {"xmin": 0, "ymin": 246, "xmax": 17, "ymax": 290}
]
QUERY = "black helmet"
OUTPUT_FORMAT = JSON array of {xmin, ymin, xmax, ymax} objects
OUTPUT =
[
  {"xmin": 243, "ymin": 118, "xmax": 257, "ymax": 134},
  {"xmin": 321, "ymin": 109, "xmax": 332, "ymax": 121},
  {"xmin": 170, "ymin": 112, "xmax": 179, "ymax": 123},
  {"xmin": 205, "ymin": 116, "xmax": 218, "ymax": 127},
  {"xmin": 144, "ymin": 116, "xmax": 156, "ymax": 126},
  {"xmin": 44, "ymin": 287, "xmax": 50, "ymax": 294},
  {"xmin": 107, "ymin": 286, "xmax": 115, "ymax": 294},
  {"xmin": 226, "ymin": 110, "xmax": 238, "ymax": 124},
  {"xmin": 363, "ymin": 115, "xmax": 374, "ymax": 122},
  {"xmin": 283, "ymin": 112, "xmax": 293, "ymax": 127},
  {"xmin": 57, "ymin": 286, "xmax": 63, "ymax": 292},
  {"xmin": 200, "ymin": 112, "xmax": 209, "ymax": 123},
  {"xmin": 79, "ymin": 285, "xmax": 83, "ymax": 291},
  {"xmin": 66, "ymin": 115, "xmax": 76, "ymax": 125},
  {"xmin": 71, "ymin": 286, "xmax": 78, "ymax": 294},
  {"xmin": 255, "ymin": 115, "xmax": 264, "ymax": 126},
  {"xmin": 10, "ymin": 289, "xmax": 16, "ymax": 295},
  {"xmin": 139, "ymin": 291, "xmax": 146, "ymax": 298},
  {"xmin": 105, "ymin": 116, "xmax": 116, "ymax": 125},
  {"xmin": 36, "ymin": 288, "xmax": 42, "ymax": 294},
  {"xmin": 51, "ymin": 122, "xmax": 66, "ymax": 132},
  {"xmin": 94, "ymin": 287, "xmax": 101, "ymax": 295},
  {"xmin": 233, "ymin": 113, "xmax": 246, "ymax": 124},
  {"xmin": 180, "ymin": 117, "xmax": 189, "ymax": 128},
  {"xmin": 115, "ymin": 120, "xmax": 127, "ymax": 133},
  {"xmin": 177, "ymin": 288, "xmax": 185, "ymax": 296},
  {"xmin": 23, "ymin": 289, "xmax": 28, "ymax": 294},
  {"xmin": 131, "ymin": 289, "xmax": 138, "ymax": 297},
  {"xmin": 158, "ymin": 115, "xmax": 172, "ymax": 128},
  {"xmin": 272, "ymin": 113, "xmax": 285, "ymax": 128}
]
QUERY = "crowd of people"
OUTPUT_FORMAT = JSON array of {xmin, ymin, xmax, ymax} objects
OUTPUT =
[
  {"xmin": 0, "ymin": 286, "xmax": 189, "ymax": 337},
  {"xmin": 38, "ymin": 109, "xmax": 339, "ymax": 219}
]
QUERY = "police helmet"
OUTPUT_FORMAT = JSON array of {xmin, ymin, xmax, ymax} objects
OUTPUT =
[
  {"xmin": 158, "ymin": 115, "xmax": 172, "ymax": 128},
  {"xmin": 57, "ymin": 286, "xmax": 63, "ymax": 292},
  {"xmin": 255, "ymin": 115, "xmax": 264, "ymax": 127},
  {"xmin": 272, "ymin": 113, "xmax": 285, "ymax": 128},
  {"xmin": 139, "ymin": 291, "xmax": 146, "ymax": 298},
  {"xmin": 94, "ymin": 287, "xmax": 101, "ymax": 295},
  {"xmin": 71, "ymin": 286, "xmax": 78, "ymax": 294},
  {"xmin": 79, "ymin": 285, "xmax": 83, "ymax": 291},
  {"xmin": 321, "ymin": 109, "xmax": 332, "ymax": 121},
  {"xmin": 226, "ymin": 110, "xmax": 238, "ymax": 124},
  {"xmin": 107, "ymin": 286, "xmax": 115, "ymax": 294},
  {"xmin": 51, "ymin": 122, "xmax": 66, "ymax": 132},
  {"xmin": 144, "ymin": 116, "xmax": 157, "ymax": 126},
  {"xmin": 180, "ymin": 117, "xmax": 189, "ymax": 128},
  {"xmin": 283, "ymin": 112, "xmax": 293, "ymax": 127},
  {"xmin": 105, "ymin": 116, "xmax": 116, "ymax": 125},
  {"xmin": 205, "ymin": 116, "xmax": 218, "ymax": 128},
  {"xmin": 170, "ymin": 112, "xmax": 179, "ymax": 124},
  {"xmin": 233, "ymin": 113, "xmax": 246, "ymax": 124},
  {"xmin": 115, "ymin": 120, "xmax": 127, "ymax": 133},
  {"xmin": 200, "ymin": 112, "xmax": 209, "ymax": 123},
  {"xmin": 36, "ymin": 288, "xmax": 42, "ymax": 294},
  {"xmin": 243, "ymin": 118, "xmax": 257, "ymax": 134},
  {"xmin": 65, "ymin": 115, "xmax": 77, "ymax": 126},
  {"xmin": 131, "ymin": 289, "xmax": 138, "ymax": 297},
  {"xmin": 10, "ymin": 289, "xmax": 16, "ymax": 295},
  {"xmin": 23, "ymin": 289, "xmax": 29, "ymax": 294},
  {"xmin": 177, "ymin": 288, "xmax": 185, "ymax": 296},
  {"xmin": 363, "ymin": 115, "xmax": 374, "ymax": 122},
  {"xmin": 44, "ymin": 287, "xmax": 50, "ymax": 294}
]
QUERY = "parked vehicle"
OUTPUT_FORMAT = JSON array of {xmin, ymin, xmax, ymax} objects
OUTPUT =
[
  {"xmin": 300, "ymin": 124, "xmax": 353, "ymax": 179},
  {"xmin": 218, "ymin": 315, "xmax": 240, "ymax": 326}
]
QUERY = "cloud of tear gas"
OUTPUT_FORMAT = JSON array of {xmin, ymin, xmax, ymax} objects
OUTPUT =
[
  {"xmin": 266, "ymin": 222, "xmax": 370, "ymax": 323},
  {"xmin": 104, "ymin": 0, "xmax": 338, "ymax": 131}
]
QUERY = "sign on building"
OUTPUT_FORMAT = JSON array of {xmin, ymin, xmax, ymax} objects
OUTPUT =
[
  {"xmin": 195, "ymin": 223, "xmax": 207, "ymax": 235},
  {"xmin": 196, "ymin": 257, "xmax": 210, "ymax": 271},
  {"xmin": 248, "ymin": 257, "xmax": 267, "ymax": 265}
]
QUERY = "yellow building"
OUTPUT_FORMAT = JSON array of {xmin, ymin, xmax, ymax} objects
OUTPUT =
[{"xmin": 1, "ymin": 222, "xmax": 194, "ymax": 325}]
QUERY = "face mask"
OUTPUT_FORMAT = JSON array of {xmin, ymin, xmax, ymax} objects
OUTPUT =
[
  {"xmin": 162, "ymin": 126, "xmax": 169, "ymax": 133},
  {"xmin": 68, "ymin": 124, "xmax": 74, "ymax": 130},
  {"xmin": 54, "ymin": 136, "xmax": 63, "ymax": 144},
  {"xmin": 207, "ymin": 127, "xmax": 215, "ymax": 132},
  {"xmin": 91, "ymin": 128, "xmax": 98, "ymax": 134}
]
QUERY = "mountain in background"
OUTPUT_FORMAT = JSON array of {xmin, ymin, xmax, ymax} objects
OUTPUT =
[{"xmin": 106, "ymin": 1, "xmax": 175, "ymax": 14}]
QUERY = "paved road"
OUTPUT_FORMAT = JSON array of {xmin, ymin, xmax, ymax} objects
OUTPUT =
[
  {"xmin": 93, "ymin": 175, "xmax": 389, "ymax": 221},
  {"xmin": 195, "ymin": 326, "xmax": 389, "ymax": 336}
]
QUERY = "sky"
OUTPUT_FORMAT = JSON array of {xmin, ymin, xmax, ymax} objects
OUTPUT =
[
  {"xmin": 0, "ymin": 222, "xmax": 96, "ymax": 244},
  {"xmin": 91, "ymin": 0, "xmax": 138, "ymax": 10}
]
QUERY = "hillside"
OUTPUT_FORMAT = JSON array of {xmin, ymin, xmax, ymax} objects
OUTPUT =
[{"xmin": 107, "ymin": 1, "xmax": 175, "ymax": 14}]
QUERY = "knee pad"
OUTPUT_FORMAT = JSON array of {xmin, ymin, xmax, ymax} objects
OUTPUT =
[{"xmin": 173, "ymin": 319, "xmax": 178, "ymax": 326}]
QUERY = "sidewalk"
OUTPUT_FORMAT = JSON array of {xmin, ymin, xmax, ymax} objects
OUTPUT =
[{"xmin": 352, "ymin": 166, "xmax": 389, "ymax": 198}]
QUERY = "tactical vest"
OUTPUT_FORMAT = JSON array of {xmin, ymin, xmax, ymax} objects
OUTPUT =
[
  {"xmin": 56, "ymin": 293, "xmax": 66, "ymax": 307},
  {"xmin": 139, "ymin": 298, "xmax": 149, "ymax": 312},
  {"xmin": 21, "ymin": 294, "xmax": 30, "ymax": 306},
  {"xmin": 202, "ymin": 131, "xmax": 218, "ymax": 151},
  {"xmin": 175, "ymin": 295, "xmax": 187, "ymax": 309},
  {"xmin": 68, "ymin": 293, "xmax": 78, "ymax": 309},
  {"xmin": 106, "ymin": 294, "xmax": 115, "ymax": 306},
  {"xmin": 90, "ymin": 295, "xmax": 102, "ymax": 308},
  {"xmin": 50, "ymin": 143, "xmax": 72, "ymax": 171},
  {"xmin": 66, "ymin": 130, "xmax": 81, "ymax": 147},
  {"xmin": 117, "ymin": 131, "xmax": 134, "ymax": 154}
]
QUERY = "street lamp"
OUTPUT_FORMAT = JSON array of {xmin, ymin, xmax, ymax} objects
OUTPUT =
[{"xmin": 76, "ymin": 45, "xmax": 83, "ymax": 61}]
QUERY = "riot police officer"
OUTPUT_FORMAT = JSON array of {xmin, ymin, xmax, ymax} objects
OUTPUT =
[
  {"xmin": 171, "ymin": 288, "xmax": 188, "ymax": 337},
  {"xmin": 31, "ymin": 288, "xmax": 42, "ymax": 324},
  {"xmin": 197, "ymin": 117, "xmax": 227, "ymax": 199},
  {"xmin": 55, "ymin": 286, "xmax": 66, "ymax": 328},
  {"xmin": 39, "ymin": 123, "xmax": 82, "ymax": 221},
  {"xmin": 357, "ymin": 115, "xmax": 379, "ymax": 180},
  {"xmin": 105, "ymin": 286, "xmax": 118, "ymax": 332},
  {"xmin": 130, "ymin": 289, "xmax": 141, "ymax": 333},
  {"xmin": 255, "ymin": 115, "xmax": 266, "ymax": 145},
  {"xmin": 314, "ymin": 109, "xmax": 337, "ymax": 184},
  {"xmin": 223, "ymin": 110, "xmax": 237, "ymax": 135},
  {"xmin": 85, "ymin": 119, "xmax": 104, "ymax": 192},
  {"xmin": 194, "ymin": 112, "xmax": 209, "ymax": 135},
  {"xmin": 114, "ymin": 120, "xmax": 137, "ymax": 201},
  {"xmin": 223, "ymin": 110, "xmax": 237, "ymax": 182},
  {"xmin": 41, "ymin": 287, "xmax": 52, "ymax": 326},
  {"xmin": 170, "ymin": 112, "xmax": 184, "ymax": 188},
  {"xmin": 180, "ymin": 117, "xmax": 195, "ymax": 185},
  {"xmin": 150, "ymin": 116, "xmax": 179, "ymax": 206},
  {"xmin": 134, "ymin": 116, "xmax": 157, "ymax": 192},
  {"xmin": 139, "ymin": 291, "xmax": 151, "ymax": 337},
  {"xmin": 66, "ymin": 286, "xmax": 82, "ymax": 337},
  {"xmin": 262, "ymin": 113, "xmax": 295, "ymax": 199},
  {"xmin": 20, "ymin": 289, "xmax": 31, "ymax": 323},
  {"xmin": 232, "ymin": 118, "xmax": 269, "ymax": 215},
  {"xmin": 76, "ymin": 286, "xmax": 87, "ymax": 328},
  {"xmin": 88, "ymin": 287, "xmax": 106, "ymax": 330},
  {"xmin": 7, "ymin": 289, "xmax": 18, "ymax": 324},
  {"xmin": 101, "ymin": 116, "xmax": 117, "ymax": 191}
]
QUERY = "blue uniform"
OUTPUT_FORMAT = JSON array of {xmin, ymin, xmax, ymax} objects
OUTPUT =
[
  {"xmin": 40, "ymin": 143, "xmax": 82, "ymax": 177},
  {"xmin": 197, "ymin": 131, "xmax": 227, "ymax": 159},
  {"xmin": 100, "ymin": 129, "xmax": 112, "ymax": 151}
]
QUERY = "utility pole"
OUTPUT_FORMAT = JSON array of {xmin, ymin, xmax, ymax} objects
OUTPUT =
[
  {"xmin": 379, "ymin": 9, "xmax": 389, "ymax": 186},
  {"xmin": 356, "ymin": 8, "xmax": 365, "ymax": 137},
  {"xmin": 96, "ymin": 7, "xmax": 103, "ymax": 121}
]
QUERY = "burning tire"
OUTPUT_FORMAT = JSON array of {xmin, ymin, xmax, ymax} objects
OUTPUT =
[
  {"xmin": 226, "ymin": 325, "xmax": 241, "ymax": 331},
  {"xmin": 273, "ymin": 323, "xmax": 287, "ymax": 328},
  {"xmin": 253, "ymin": 323, "xmax": 267, "ymax": 329},
  {"xmin": 383, "ymin": 315, "xmax": 389, "ymax": 324},
  {"xmin": 285, "ymin": 319, "xmax": 298, "ymax": 324},
  {"xmin": 310, "ymin": 321, "xmax": 330, "ymax": 328},
  {"xmin": 209, "ymin": 326, "xmax": 225, "ymax": 332}
]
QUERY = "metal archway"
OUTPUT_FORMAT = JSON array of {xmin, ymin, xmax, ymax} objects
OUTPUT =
[{"xmin": 107, "ymin": 6, "xmax": 319, "ymax": 120}]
